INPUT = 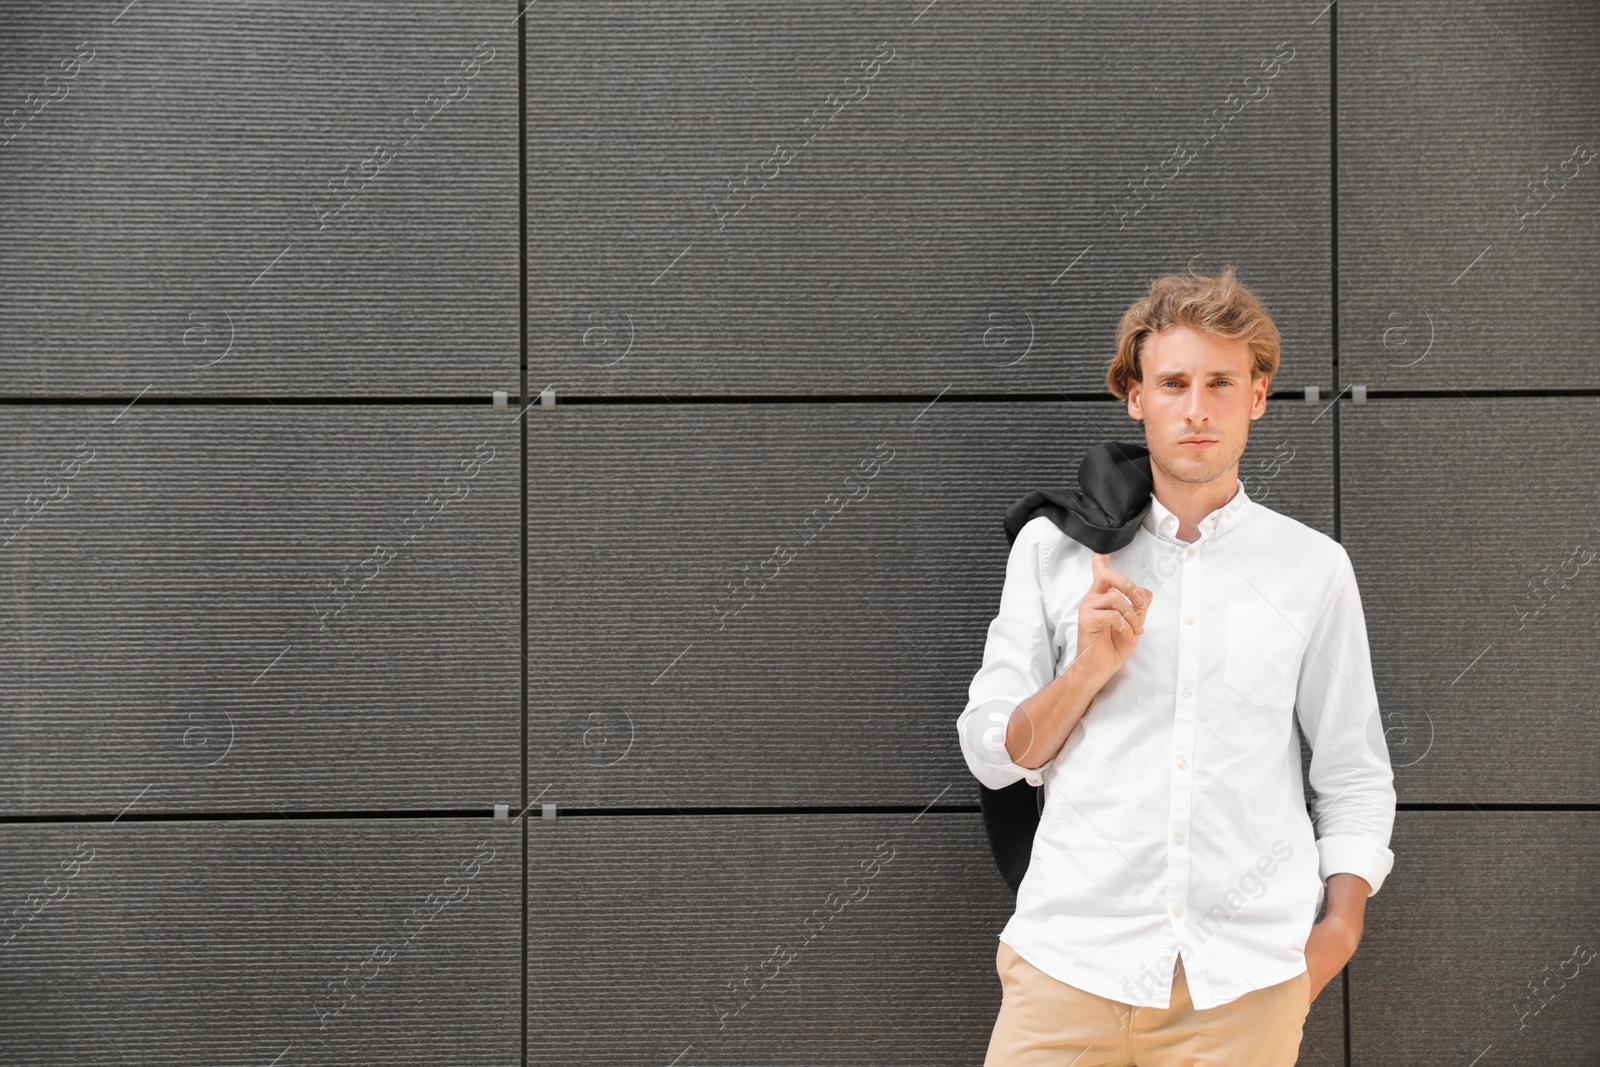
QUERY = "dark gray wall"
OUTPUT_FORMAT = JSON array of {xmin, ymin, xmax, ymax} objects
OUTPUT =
[{"xmin": 1, "ymin": 2, "xmax": 1595, "ymax": 1064}]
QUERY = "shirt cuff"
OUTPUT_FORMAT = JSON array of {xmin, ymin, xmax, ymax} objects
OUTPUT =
[
  {"xmin": 958, "ymin": 697, "xmax": 1055, "ymax": 790},
  {"xmin": 1015, "ymin": 759, "xmax": 1051, "ymax": 788},
  {"xmin": 972, "ymin": 744, "xmax": 1053, "ymax": 790},
  {"xmin": 1316, "ymin": 834, "xmax": 1395, "ymax": 896}
]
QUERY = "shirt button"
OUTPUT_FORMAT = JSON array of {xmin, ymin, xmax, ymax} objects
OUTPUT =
[
  {"xmin": 1181, "ymin": 686, "xmax": 1192, "ymax": 699},
  {"xmin": 1185, "ymin": 615, "xmax": 1195, "ymax": 625},
  {"xmin": 1176, "ymin": 758, "xmax": 1187, "ymax": 770},
  {"xmin": 1186, "ymin": 547, "xmax": 1196, "ymax": 558},
  {"xmin": 1172, "ymin": 906, "xmax": 1183, "ymax": 918},
  {"xmin": 1173, "ymin": 831, "xmax": 1185, "ymax": 844}
]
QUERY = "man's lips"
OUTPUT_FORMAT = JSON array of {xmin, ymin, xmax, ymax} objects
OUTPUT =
[{"xmin": 1178, "ymin": 438, "xmax": 1217, "ymax": 448}]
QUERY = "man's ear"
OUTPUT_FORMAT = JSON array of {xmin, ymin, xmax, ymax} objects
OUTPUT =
[{"xmin": 1252, "ymin": 373, "xmax": 1270, "ymax": 419}]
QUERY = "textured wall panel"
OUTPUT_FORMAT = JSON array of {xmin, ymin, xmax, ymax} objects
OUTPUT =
[
  {"xmin": 0, "ymin": 818, "xmax": 521, "ymax": 1066},
  {"xmin": 0, "ymin": 405, "xmax": 520, "ymax": 816},
  {"xmin": 1341, "ymin": 397, "xmax": 1600, "ymax": 802},
  {"xmin": 1348, "ymin": 811, "xmax": 1600, "ymax": 1065},
  {"xmin": 527, "ymin": 811, "xmax": 1347, "ymax": 1064},
  {"xmin": 1338, "ymin": 0, "xmax": 1600, "ymax": 389},
  {"xmin": 527, "ymin": 399, "xmax": 1334, "ymax": 806},
  {"xmin": 0, "ymin": 3, "xmax": 518, "ymax": 396},
  {"xmin": 527, "ymin": 0, "xmax": 1331, "ymax": 395}
]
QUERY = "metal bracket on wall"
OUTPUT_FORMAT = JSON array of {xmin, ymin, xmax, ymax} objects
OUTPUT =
[
  {"xmin": 493, "ymin": 390, "xmax": 508, "ymax": 409},
  {"xmin": 540, "ymin": 387, "xmax": 556, "ymax": 408},
  {"xmin": 493, "ymin": 802, "xmax": 558, "ymax": 822},
  {"xmin": 1303, "ymin": 385, "xmax": 1320, "ymax": 403},
  {"xmin": 1352, "ymin": 384, "xmax": 1368, "ymax": 405}
]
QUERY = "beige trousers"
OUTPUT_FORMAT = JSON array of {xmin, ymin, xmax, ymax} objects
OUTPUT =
[{"xmin": 984, "ymin": 939, "xmax": 1311, "ymax": 1067}]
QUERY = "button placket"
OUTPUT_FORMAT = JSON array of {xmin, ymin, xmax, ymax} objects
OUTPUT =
[{"xmin": 1168, "ymin": 543, "xmax": 1200, "ymax": 936}]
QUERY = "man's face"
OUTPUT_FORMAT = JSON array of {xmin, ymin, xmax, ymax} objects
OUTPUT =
[{"xmin": 1125, "ymin": 325, "xmax": 1267, "ymax": 486}]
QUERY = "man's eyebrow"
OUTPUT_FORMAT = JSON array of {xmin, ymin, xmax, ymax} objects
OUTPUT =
[{"xmin": 1150, "ymin": 368, "xmax": 1245, "ymax": 378}]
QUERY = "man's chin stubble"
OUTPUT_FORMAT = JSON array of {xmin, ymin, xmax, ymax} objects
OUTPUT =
[{"xmin": 1152, "ymin": 443, "xmax": 1245, "ymax": 486}]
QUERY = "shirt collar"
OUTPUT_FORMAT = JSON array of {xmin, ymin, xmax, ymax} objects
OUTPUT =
[{"xmin": 1139, "ymin": 480, "xmax": 1252, "ymax": 544}]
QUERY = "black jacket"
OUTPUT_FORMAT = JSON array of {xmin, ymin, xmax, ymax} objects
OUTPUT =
[{"xmin": 979, "ymin": 441, "xmax": 1155, "ymax": 893}]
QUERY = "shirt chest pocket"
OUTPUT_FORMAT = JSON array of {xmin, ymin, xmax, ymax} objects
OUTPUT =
[{"xmin": 1222, "ymin": 603, "xmax": 1309, "ymax": 707}]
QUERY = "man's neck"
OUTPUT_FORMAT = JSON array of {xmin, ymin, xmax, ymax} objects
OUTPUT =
[{"xmin": 1151, "ymin": 470, "xmax": 1241, "ymax": 544}]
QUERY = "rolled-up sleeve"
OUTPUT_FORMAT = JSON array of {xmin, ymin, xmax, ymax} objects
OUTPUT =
[
  {"xmin": 1294, "ymin": 545, "xmax": 1397, "ymax": 896},
  {"xmin": 957, "ymin": 517, "xmax": 1059, "ymax": 791}
]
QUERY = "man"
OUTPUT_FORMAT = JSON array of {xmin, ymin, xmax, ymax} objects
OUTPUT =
[{"xmin": 957, "ymin": 264, "xmax": 1396, "ymax": 1066}]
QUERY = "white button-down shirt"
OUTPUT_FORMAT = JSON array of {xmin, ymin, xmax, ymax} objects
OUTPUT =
[{"xmin": 956, "ymin": 481, "xmax": 1396, "ymax": 1009}]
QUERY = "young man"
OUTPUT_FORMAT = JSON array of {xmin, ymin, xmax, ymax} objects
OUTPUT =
[{"xmin": 957, "ymin": 265, "xmax": 1396, "ymax": 1066}]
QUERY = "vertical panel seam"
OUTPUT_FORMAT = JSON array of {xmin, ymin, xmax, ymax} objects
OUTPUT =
[
  {"xmin": 518, "ymin": 2, "xmax": 530, "ymax": 1063},
  {"xmin": 1329, "ymin": 6, "xmax": 1351, "ymax": 1066}
]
